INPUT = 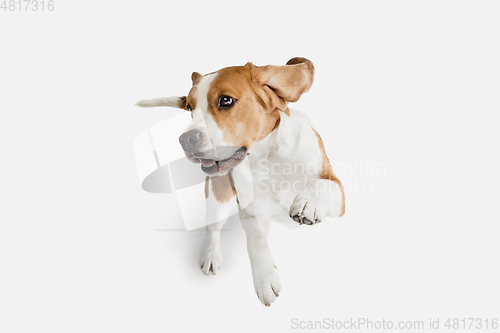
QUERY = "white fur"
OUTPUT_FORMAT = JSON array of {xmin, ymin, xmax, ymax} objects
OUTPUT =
[
  {"xmin": 240, "ymin": 212, "xmax": 281, "ymax": 307},
  {"xmin": 136, "ymin": 96, "xmax": 182, "ymax": 108},
  {"xmin": 200, "ymin": 220, "xmax": 223, "ymax": 275},
  {"xmin": 244, "ymin": 109, "xmax": 325, "ymax": 216},
  {"xmin": 183, "ymin": 73, "xmax": 233, "ymax": 158}
]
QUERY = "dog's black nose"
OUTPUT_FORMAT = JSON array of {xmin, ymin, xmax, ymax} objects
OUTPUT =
[{"xmin": 179, "ymin": 130, "xmax": 202, "ymax": 152}]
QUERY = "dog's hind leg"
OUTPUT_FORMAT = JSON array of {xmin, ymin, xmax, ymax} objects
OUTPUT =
[{"xmin": 240, "ymin": 211, "xmax": 281, "ymax": 306}]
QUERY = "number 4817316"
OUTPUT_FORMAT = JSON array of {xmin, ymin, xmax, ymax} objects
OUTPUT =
[{"xmin": 1, "ymin": 0, "xmax": 55, "ymax": 11}]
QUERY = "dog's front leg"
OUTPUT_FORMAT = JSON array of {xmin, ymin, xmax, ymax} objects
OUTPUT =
[
  {"xmin": 200, "ymin": 219, "xmax": 226, "ymax": 275},
  {"xmin": 289, "ymin": 178, "xmax": 345, "ymax": 225},
  {"xmin": 240, "ymin": 211, "xmax": 281, "ymax": 306},
  {"xmin": 200, "ymin": 175, "xmax": 235, "ymax": 275}
]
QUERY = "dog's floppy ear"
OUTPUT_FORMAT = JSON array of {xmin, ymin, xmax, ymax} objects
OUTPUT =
[
  {"xmin": 249, "ymin": 57, "xmax": 314, "ymax": 108},
  {"xmin": 136, "ymin": 96, "xmax": 188, "ymax": 110},
  {"xmin": 191, "ymin": 72, "xmax": 202, "ymax": 85}
]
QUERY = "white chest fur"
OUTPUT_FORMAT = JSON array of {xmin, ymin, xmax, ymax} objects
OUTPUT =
[{"xmin": 237, "ymin": 109, "xmax": 324, "ymax": 218}]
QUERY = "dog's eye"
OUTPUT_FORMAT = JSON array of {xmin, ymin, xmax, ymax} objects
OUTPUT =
[
  {"xmin": 186, "ymin": 104, "xmax": 192, "ymax": 111},
  {"xmin": 219, "ymin": 96, "xmax": 235, "ymax": 108}
]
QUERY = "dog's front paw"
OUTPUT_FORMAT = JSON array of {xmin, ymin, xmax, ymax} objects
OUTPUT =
[
  {"xmin": 200, "ymin": 244, "xmax": 222, "ymax": 275},
  {"xmin": 253, "ymin": 264, "xmax": 281, "ymax": 307},
  {"xmin": 289, "ymin": 193, "xmax": 326, "ymax": 225}
]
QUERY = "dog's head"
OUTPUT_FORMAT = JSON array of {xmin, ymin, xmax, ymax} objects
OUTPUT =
[{"xmin": 137, "ymin": 57, "xmax": 314, "ymax": 176}]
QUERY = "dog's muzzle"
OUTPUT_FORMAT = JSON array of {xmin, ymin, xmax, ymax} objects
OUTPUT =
[{"xmin": 179, "ymin": 130, "xmax": 203, "ymax": 154}]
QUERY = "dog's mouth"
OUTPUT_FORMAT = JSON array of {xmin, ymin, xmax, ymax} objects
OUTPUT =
[{"xmin": 190, "ymin": 146, "xmax": 247, "ymax": 176}]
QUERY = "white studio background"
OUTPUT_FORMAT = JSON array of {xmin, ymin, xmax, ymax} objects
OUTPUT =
[{"xmin": 1, "ymin": 1, "xmax": 499, "ymax": 332}]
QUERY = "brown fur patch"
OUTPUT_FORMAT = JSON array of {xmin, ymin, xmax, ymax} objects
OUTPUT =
[
  {"xmin": 313, "ymin": 128, "xmax": 345, "ymax": 216},
  {"xmin": 204, "ymin": 176, "xmax": 209, "ymax": 199},
  {"xmin": 205, "ymin": 173, "xmax": 236, "ymax": 203},
  {"xmin": 178, "ymin": 96, "xmax": 187, "ymax": 109},
  {"xmin": 191, "ymin": 72, "xmax": 202, "ymax": 85},
  {"xmin": 251, "ymin": 58, "xmax": 315, "ymax": 103},
  {"xmin": 203, "ymin": 65, "xmax": 282, "ymax": 149}
]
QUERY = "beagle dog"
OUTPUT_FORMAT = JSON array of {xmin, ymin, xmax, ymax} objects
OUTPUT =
[{"xmin": 137, "ymin": 57, "xmax": 345, "ymax": 306}]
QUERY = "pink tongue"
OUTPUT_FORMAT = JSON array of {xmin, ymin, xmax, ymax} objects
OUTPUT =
[{"xmin": 200, "ymin": 159, "xmax": 215, "ymax": 167}]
